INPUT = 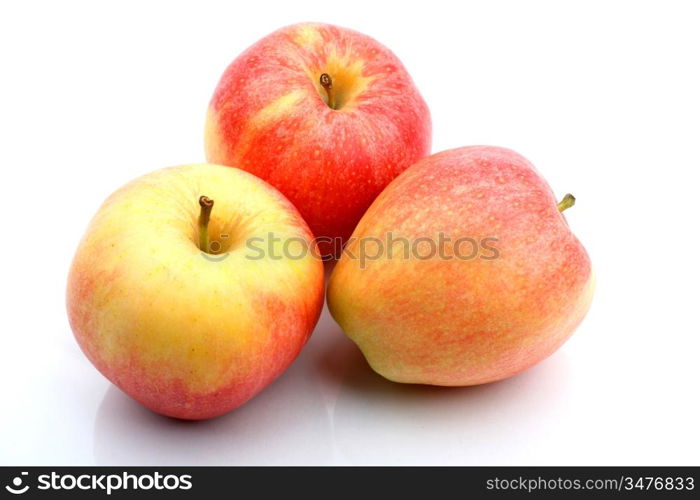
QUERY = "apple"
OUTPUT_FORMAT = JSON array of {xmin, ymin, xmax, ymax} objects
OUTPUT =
[
  {"xmin": 67, "ymin": 164, "xmax": 324, "ymax": 419},
  {"xmin": 205, "ymin": 22, "xmax": 431, "ymax": 255},
  {"xmin": 327, "ymin": 146, "xmax": 594, "ymax": 386}
]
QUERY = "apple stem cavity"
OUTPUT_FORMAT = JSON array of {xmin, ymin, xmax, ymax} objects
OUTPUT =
[
  {"xmin": 320, "ymin": 73, "xmax": 336, "ymax": 110},
  {"xmin": 198, "ymin": 196, "xmax": 214, "ymax": 252},
  {"xmin": 557, "ymin": 193, "xmax": 576, "ymax": 212}
]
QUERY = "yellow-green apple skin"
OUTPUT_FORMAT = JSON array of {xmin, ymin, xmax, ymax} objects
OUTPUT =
[
  {"xmin": 205, "ymin": 22, "xmax": 431, "ymax": 254},
  {"xmin": 327, "ymin": 146, "xmax": 594, "ymax": 386},
  {"xmin": 67, "ymin": 164, "xmax": 324, "ymax": 419}
]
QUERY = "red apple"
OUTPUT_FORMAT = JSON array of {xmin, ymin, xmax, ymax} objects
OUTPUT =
[
  {"xmin": 327, "ymin": 146, "xmax": 594, "ymax": 386},
  {"xmin": 205, "ymin": 23, "xmax": 431, "ymax": 254}
]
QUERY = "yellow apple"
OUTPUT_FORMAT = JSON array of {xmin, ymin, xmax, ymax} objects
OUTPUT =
[{"xmin": 67, "ymin": 164, "xmax": 324, "ymax": 419}]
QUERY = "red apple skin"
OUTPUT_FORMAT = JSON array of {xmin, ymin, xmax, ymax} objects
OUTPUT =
[
  {"xmin": 327, "ymin": 146, "xmax": 595, "ymax": 386},
  {"xmin": 205, "ymin": 23, "xmax": 431, "ymax": 254}
]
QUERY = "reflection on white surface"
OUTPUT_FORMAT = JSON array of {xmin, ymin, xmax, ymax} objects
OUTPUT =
[
  {"xmin": 92, "ymin": 297, "xmax": 573, "ymax": 465},
  {"xmin": 327, "ymin": 345, "xmax": 572, "ymax": 465}
]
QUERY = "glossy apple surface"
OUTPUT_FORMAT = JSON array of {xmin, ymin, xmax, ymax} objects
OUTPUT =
[
  {"xmin": 67, "ymin": 164, "xmax": 324, "ymax": 419},
  {"xmin": 328, "ymin": 146, "xmax": 594, "ymax": 385},
  {"xmin": 205, "ymin": 23, "xmax": 431, "ymax": 254}
]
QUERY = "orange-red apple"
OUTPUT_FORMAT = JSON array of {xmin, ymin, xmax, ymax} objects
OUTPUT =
[
  {"xmin": 205, "ymin": 23, "xmax": 431, "ymax": 254},
  {"xmin": 328, "ymin": 146, "xmax": 594, "ymax": 385},
  {"xmin": 67, "ymin": 164, "xmax": 324, "ymax": 419}
]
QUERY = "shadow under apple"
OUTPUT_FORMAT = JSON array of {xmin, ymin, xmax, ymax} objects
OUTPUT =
[{"xmin": 320, "ymin": 333, "xmax": 575, "ymax": 465}]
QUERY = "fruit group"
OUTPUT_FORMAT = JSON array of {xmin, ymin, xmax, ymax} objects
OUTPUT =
[
  {"xmin": 67, "ymin": 164, "xmax": 324, "ymax": 419},
  {"xmin": 205, "ymin": 22, "xmax": 431, "ymax": 254},
  {"xmin": 327, "ymin": 146, "xmax": 594, "ymax": 386}
]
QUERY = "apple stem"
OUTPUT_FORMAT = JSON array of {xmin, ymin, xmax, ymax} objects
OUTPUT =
[
  {"xmin": 198, "ymin": 196, "xmax": 214, "ymax": 252},
  {"xmin": 320, "ymin": 73, "xmax": 336, "ymax": 109},
  {"xmin": 557, "ymin": 193, "xmax": 576, "ymax": 212}
]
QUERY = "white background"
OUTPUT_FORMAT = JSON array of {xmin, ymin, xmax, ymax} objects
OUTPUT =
[{"xmin": 1, "ymin": 0, "xmax": 699, "ymax": 465}]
